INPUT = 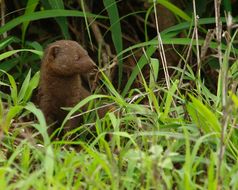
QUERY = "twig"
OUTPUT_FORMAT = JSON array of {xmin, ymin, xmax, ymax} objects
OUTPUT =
[
  {"xmin": 0, "ymin": 0, "xmax": 7, "ymax": 39},
  {"xmin": 200, "ymin": 29, "xmax": 215, "ymax": 62},
  {"xmin": 153, "ymin": 1, "xmax": 170, "ymax": 89},
  {"xmin": 192, "ymin": 0, "xmax": 202, "ymax": 96},
  {"xmin": 96, "ymin": 21, "xmax": 138, "ymax": 44},
  {"xmin": 178, "ymin": 29, "xmax": 196, "ymax": 88},
  {"xmin": 78, "ymin": 0, "xmax": 114, "ymax": 69},
  {"xmin": 214, "ymin": 0, "xmax": 225, "ymax": 188},
  {"xmin": 1, "ymin": 0, "xmax": 18, "ymax": 56}
]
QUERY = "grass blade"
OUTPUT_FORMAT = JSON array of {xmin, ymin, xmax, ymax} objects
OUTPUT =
[
  {"xmin": 21, "ymin": 0, "xmax": 39, "ymax": 42},
  {"xmin": 47, "ymin": 0, "xmax": 70, "ymax": 39},
  {"xmin": 0, "ymin": 10, "xmax": 107, "ymax": 35},
  {"xmin": 18, "ymin": 69, "xmax": 32, "ymax": 104},
  {"xmin": 0, "ymin": 49, "xmax": 42, "ymax": 61},
  {"xmin": 103, "ymin": 0, "xmax": 123, "ymax": 86},
  {"xmin": 153, "ymin": 0, "xmax": 191, "ymax": 21}
]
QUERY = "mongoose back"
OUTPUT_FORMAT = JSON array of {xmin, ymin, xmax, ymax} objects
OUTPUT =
[{"xmin": 38, "ymin": 40, "xmax": 96, "ymax": 135}]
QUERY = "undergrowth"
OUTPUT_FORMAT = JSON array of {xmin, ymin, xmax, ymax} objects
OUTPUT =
[{"xmin": 0, "ymin": 0, "xmax": 238, "ymax": 189}]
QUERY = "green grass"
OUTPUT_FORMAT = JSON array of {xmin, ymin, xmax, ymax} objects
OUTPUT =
[{"xmin": 0, "ymin": 1, "xmax": 238, "ymax": 189}]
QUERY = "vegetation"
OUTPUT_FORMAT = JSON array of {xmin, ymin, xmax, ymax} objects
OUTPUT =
[{"xmin": 0, "ymin": 0, "xmax": 238, "ymax": 189}]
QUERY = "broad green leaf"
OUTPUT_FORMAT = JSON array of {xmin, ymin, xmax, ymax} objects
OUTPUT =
[
  {"xmin": 25, "ymin": 102, "xmax": 49, "ymax": 144},
  {"xmin": 162, "ymin": 80, "xmax": 179, "ymax": 120},
  {"xmin": 100, "ymin": 71, "xmax": 124, "ymax": 103},
  {"xmin": 0, "ymin": 70, "xmax": 18, "ymax": 105},
  {"xmin": 223, "ymin": 0, "xmax": 232, "ymax": 12},
  {"xmin": 21, "ymin": 0, "xmax": 39, "ymax": 42},
  {"xmin": 187, "ymin": 95, "xmax": 221, "ymax": 134},
  {"xmin": 23, "ymin": 71, "xmax": 40, "ymax": 103},
  {"xmin": 230, "ymin": 92, "xmax": 238, "ymax": 107},
  {"xmin": 0, "ymin": 10, "xmax": 107, "ymax": 35},
  {"xmin": 0, "ymin": 49, "xmax": 43, "ymax": 61},
  {"xmin": 3, "ymin": 105, "xmax": 23, "ymax": 132},
  {"xmin": 230, "ymin": 60, "xmax": 238, "ymax": 79},
  {"xmin": 151, "ymin": 0, "xmax": 191, "ymax": 21},
  {"xmin": 103, "ymin": 0, "xmax": 123, "ymax": 86},
  {"xmin": 149, "ymin": 58, "xmax": 160, "ymax": 88},
  {"xmin": 18, "ymin": 70, "xmax": 32, "ymax": 104},
  {"xmin": 0, "ymin": 37, "xmax": 16, "ymax": 50},
  {"xmin": 0, "ymin": 96, "xmax": 4, "ymax": 124},
  {"xmin": 48, "ymin": 0, "xmax": 70, "ymax": 39},
  {"xmin": 44, "ymin": 146, "xmax": 54, "ymax": 181},
  {"xmin": 208, "ymin": 152, "xmax": 217, "ymax": 189},
  {"xmin": 0, "ymin": 58, "xmax": 18, "ymax": 73},
  {"xmin": 0, "ymin": 168, "xmax": 7, "ymax": 189},
  {"xmin": 80, "ymin": 0, "xmax": 93, "ymax": 46}
]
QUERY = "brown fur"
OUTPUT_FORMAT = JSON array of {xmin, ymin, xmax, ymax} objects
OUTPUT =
[{"xmin": 38, "ymin": 40, "xmax": 97, "ymax": 135}]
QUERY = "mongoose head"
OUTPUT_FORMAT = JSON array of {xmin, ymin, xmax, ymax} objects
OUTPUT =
[{"xmin": 43, "ymin": 40, "xmax": 97, "ymax": 76}]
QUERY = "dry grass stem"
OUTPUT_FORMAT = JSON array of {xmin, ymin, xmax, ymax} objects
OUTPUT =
[
  {"xmin": 192, "ymin": 0, "xmax": 201, "ymax": 78},
  {"xmin": 153, "ymin": 2, "xmax": 170, "ymax": 89}
]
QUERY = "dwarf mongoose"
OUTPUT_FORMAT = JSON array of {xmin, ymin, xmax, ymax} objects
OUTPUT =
[{"xmin": 38, "ymin": 40, "xmax": 97, "ymax": 135}]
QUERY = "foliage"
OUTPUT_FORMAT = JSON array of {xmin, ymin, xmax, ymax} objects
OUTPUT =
[{"xmin": 0, "ymin": 0, "xmax": 238, "ymax": 189}]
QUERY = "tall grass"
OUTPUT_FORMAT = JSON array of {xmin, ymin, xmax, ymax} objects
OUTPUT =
[{"xmin": 0, "ymin": 0, "xmax": 238, "ymax": 189}]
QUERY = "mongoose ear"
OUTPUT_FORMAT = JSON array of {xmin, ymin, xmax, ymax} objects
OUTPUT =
[{"xmin": 47, "ymin": 45, "xmax": 60, "ymax": 61}]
